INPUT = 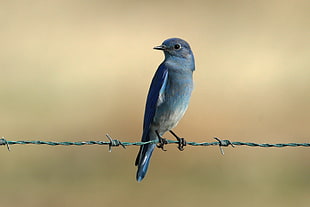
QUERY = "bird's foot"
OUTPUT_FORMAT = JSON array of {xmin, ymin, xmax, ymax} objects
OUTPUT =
[
  {"xmin": 169, "ymin": 130, "xmax": 187, "ymax": 151},
  {"xmin": 156, "ymin": 137, "xmax": 168, "ymax": 151},
  {"xmin": 155, "ymin": 130, "xmax": 168, "ymax": 151}
]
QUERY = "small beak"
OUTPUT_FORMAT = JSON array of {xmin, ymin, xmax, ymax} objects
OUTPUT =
[{"xmin": 153, "ymin": 45, "xmax": 167, "ymax": 50}]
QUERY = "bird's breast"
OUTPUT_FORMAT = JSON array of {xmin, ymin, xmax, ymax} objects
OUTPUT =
[{"xmin": 152, "ymin": 73, "xmax": 193, "ymax": 134}]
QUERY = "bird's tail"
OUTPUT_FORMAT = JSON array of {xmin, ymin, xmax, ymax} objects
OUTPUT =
[{"xmin": 135, "ymin": 143, "xmax": 156, "ymax": 182}]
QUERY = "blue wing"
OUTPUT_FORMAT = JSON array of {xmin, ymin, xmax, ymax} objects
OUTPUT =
[
  {"xmin": 135, "ymin": 63, "xmax": 168, "ymax": 181},
  {"xmin": 141, "ymin": 63, "xmax": 168, "ymax": 141}
]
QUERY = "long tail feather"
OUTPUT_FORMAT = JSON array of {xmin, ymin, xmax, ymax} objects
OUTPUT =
[{"xmin": 135, "ymin": 143, "xmax": 156, "ymax": 182}]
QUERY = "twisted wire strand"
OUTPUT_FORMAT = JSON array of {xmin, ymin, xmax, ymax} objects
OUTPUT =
[{"xmin": 0, "ymin": 136, "xmax": 309, "ymax": 152}]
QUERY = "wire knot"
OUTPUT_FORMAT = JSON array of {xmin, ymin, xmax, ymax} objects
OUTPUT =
[
  {"xmin": 214, "ymin": 137, "xmax": 234, "ymax": 155},
  {"xmin": 106, "ymin": 134, "xmax": 126, "ymax": 152},
  {"xmin": 0, "ymin": 137, "xmax": 11, "ymax": 151}
]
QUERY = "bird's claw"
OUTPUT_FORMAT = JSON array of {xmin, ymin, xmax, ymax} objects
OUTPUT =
[
  {"xmin": 156, "ymin": 137, "xmax": 168, "ymax": 151},
  {"xmin": 169, "ymin": 130, "xmax": 187, "ymax": 151},
  {"xmin": 176, "ymin": 137, "xmax": 187, "ymax": 151}
]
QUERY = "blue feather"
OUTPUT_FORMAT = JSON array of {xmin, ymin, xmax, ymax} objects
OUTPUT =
[
  {"xmin": 142, "ymin": 63, "xmax": 168, "ymax": 141},
  {"xmin": 135, "ymin": 38, "xmax": 195, "ymax": 181}
]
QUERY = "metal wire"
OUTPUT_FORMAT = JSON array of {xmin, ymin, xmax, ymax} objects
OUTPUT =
[{"xmin": 1, "ymin": 135, "xmax": 309, "ymax": 154}]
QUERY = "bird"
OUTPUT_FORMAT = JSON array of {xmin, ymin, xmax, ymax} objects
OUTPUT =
[{"xmin": 135, "ymin": 38, "xmax": 195, "ymax": 182}]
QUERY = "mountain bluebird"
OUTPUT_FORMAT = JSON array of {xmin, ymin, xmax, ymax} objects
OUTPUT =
[{"xmin": 135, "ymin": 38, "xmax": 195, "ymax": 182}]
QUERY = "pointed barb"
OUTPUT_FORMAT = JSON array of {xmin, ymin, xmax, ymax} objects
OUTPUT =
[
  {"xmin": 214, "ymin": 137, "xmax": 234, "ymax": 155},
  {"xmin": 1, "ymin": 137, "xmax": 11, "ymax": 152},
  {"xmin": 106, "ymin": 134, "xmax": 126, "ymax": 152}
]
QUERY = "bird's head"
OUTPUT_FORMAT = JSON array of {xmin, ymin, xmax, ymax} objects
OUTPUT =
[{"xmin": 153, "ymin": 38, "xmax": 193, "ymax": 59}]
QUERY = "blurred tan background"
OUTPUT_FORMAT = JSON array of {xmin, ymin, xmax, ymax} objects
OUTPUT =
[{"xmin": 0, "ymin": 0, "xmax": 309, "ymax": 206}]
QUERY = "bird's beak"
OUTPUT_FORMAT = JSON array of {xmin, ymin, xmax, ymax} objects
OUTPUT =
[{"xmin": 153, "ymin": 45, "xmax": 167, "ymax": 50}]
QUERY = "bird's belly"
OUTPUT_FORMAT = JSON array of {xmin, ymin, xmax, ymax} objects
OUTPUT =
[
  {"xmin": 150, "ymin": 75, "xmax": 193, "ymax": 136},
  {"xmin": 151, "ymin": 100, "xmax": 189, "ymax": 135}
]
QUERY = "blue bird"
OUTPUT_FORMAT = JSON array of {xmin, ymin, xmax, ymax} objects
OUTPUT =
[{"xmin": 135, "ymin": 38, "xmax": 195, "ymax": 182}]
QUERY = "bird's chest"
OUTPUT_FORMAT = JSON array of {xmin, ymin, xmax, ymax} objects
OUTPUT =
[
  {"xmin": 161, "ymin": 80, "xmax": 192, "ymax": 109},
  {"xmin": 152, "ymin": 76, "xmax": 193, "ymax": 131}
]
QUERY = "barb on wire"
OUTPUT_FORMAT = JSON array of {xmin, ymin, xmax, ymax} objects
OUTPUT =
[
  {"xmin": 214, "ymin": 137, "xmax": 234, "ymax": 155},
  {"xmin": 0, "ymin": 137, "xmax": 11, "ymax": 151},
  {"xmin": 106, "ymin": 134, "xmax": 126, "ymax": 152},
  {"xmin": 0, "ymin": 135, "xmax": 309, "ymax": 154}
]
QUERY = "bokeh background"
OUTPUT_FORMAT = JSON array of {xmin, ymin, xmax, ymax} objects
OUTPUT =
[{"xmin": 0, "ymin": 0, "xmax": 309, "ymax": 206}]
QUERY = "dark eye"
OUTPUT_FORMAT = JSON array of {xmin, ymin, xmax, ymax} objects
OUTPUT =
[{"xmin": 174, "ymin": 44, "xmax": 181, "ymax": 50}]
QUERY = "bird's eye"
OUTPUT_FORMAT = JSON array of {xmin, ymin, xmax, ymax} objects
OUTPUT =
[{"xmin": 174, "ymin": 44, "xmax": 181, "ymax": 50}]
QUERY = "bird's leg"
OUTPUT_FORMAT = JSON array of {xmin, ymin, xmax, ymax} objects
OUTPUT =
[
  {"xmin": 169, "ymin": 130, "xmax": 187, "ymax": 151},
  {"xmin": 155, "ymin": 130, "xmax": 168, "ymax": 151}
]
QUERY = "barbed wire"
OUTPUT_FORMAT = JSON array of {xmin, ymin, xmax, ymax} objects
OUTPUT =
[{"xmin": 1, "ymin": 135, "xmax": 309, "ymax": 155}]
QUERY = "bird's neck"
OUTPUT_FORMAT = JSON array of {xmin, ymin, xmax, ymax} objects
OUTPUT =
[{"xmin": 164, "ymin": 56, "xmax": 195, "ymax": 73}]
